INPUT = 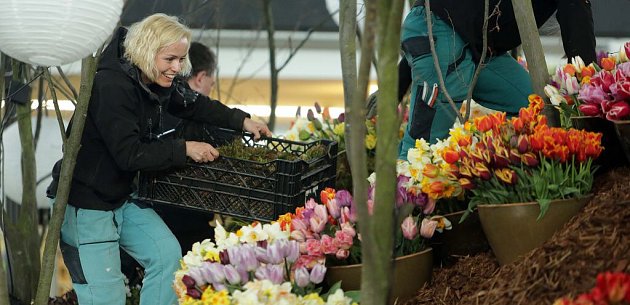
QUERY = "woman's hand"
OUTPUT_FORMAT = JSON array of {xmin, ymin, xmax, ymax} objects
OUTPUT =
[
  {"xmin": 243, "ymin": 118, "xmax": 272, "ymax": 140},
  {"xmin": 185, "ymin": 141, "xmax": 220, "ymax": 163}
]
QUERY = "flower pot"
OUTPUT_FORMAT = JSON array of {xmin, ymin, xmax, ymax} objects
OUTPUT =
[
  {"xmin": 571, "ymin": 116, "xmax": 629, "ymax": 171},
  {"xmin": 429, "ymin": 210, "xmax": 489, "ymax": 265},
  {"xmin": 478, "ymin": 196, "xmax": 591, "ymax": 265},
  {"xmin": 325, "ymin": 247, "xmax": 433, "ymax": 304},
  {"xmin": 613, "ymin": 120, "xmax": 630, "ymax": 164}
]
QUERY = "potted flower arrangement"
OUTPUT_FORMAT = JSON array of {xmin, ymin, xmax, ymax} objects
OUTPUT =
[
  {"xmin": 450, "ymin": 94, "xmax": 603, "ymax": 265},
  {"xmin": 283, "ymin": 186, "xmax": 444, "ymax": 303},
  {"xmin": 172, "ymin": 221, "xmax": 357, "ymax": 304},
  {"xmin": 545, "ymin": 41, "xmax": 630, "ymax": 167}
]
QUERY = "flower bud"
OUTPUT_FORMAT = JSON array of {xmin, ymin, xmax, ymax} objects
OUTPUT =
[
  {"xmin": 401, "ymin": 215, "xmax": 418, "ymax": 240},
  {"xmin": 310, "ymin": 264, "xmax": 327, "ymax": 284},
  {"xmin": 295, "ymin": 267, "xmax": 310, "ymax": 288}
]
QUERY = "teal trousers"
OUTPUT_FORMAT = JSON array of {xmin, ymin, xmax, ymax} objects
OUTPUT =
[
  {"xmin": 399, "ymin": 5, "xmax": 533, "ymax": 160},
  {"xmin": 59, "ymin": 201, "xmax": 181, "ymax": 305}
]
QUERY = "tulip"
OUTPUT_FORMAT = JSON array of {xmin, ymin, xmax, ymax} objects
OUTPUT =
[
  {"xmin": 286, "ymin": 240, "xmax": 300, "ymax": 263},
  {"xmin": 619, "ymin": 42, "xmax": 630, "ymax": 63},
  {"xmin": 474, "ymin": 163, "xmax": 491, "ymax": 180},
  {"xmin": 181, "ymin": 275, "xmax": 196, "ymax": 288},
  {"xmin": 459, "ymin": 177, "xmax": 475, "ymax": 190},
  {"xmin": 495, "ymin": 168, "xmax": 517, "ymax": 184},
  {"xmin": 186, "ymin": 287, "xmax": 202, "ymax": 299},
  {"xmin": 605, "ymin": 101, "xmax": 630, "ymax": 121},
  {"xmin": 442, "ymin": 148, "xmax": 460, "ymax": 164},
  {"xmin": 335, "ymin": 248, "xmax": 350, "ymax": 259},
  {"xmin": 565, "ymin": 76, "xmax": 580, "ymax": 95},
  {"xmin": 601, "ymin": 57, "xmax": 616, "ymax": 71},
  {"xmin": 255, "ymin": 264, "xmax": 285, "ymax": 285},
  {"xmin": 305, "ymin": 239, "xmax": 323, "ymax": 256},
  {"xmin": 420, "ymin": 218, "xmax": 438, "ymax": 239},
  {"xmin": 401, "ymin": 215, "xmax": 418, "ymax": 240},
  {"xmin": 223, "ymin": 265, "xmax": 241, "ymax": 285},
  {"xmin": 610, "ymin": 81, "xmax": 630, "ymax": 101},
  {"xmin": 571, "ymin": 56, "xmax": 585, "ymax": 73},
  {"xmin": 521, "ymin": 152, "xmax": 539, "ymax": 167},
  {"xmin": 335, "ymin": 189, "xmax": 353, "ymax": 207},
  {"xmin": 294, "ymin": 267, "xmax": 311, "ymax": 288},
  {"xmin": 326, "ymin": 198, "xmax": 341, "ymax": 219},
  {"xmin": 265, "ymin": 242, "xmax": 284, "ymax": 264},
  {"xmin": 320, "ymin": 188, "xmax": 335, "ymax": 205},
  {"xmin": 578, "ymin": 103, "xmax": 603, "ymax": 117},
  {"xmin": 187, "ymin": 267, "xmax": 205, "ymax": 287},
  {"xmin": 423, "ymin": 197, "xmax": 437, "ymax": 214},
  {"xmin": 337, "ymin": 112, "xmax": 345, "ymax": 123},
  {"xmin": 309, "ymin": 264, "xmax": 327, "ymax": 284},
  {"xmin": 314, "ymin": 102, "xmax": 322, "ymax": 114},
  {"xmin": 307, "ymin": 109, "xmax": 315, "ymax": 121},
  {"xmin": 563, "ymin": 63, "xmax": 577, "ymax": 76},
  {"xmin": 309, "ymin": 205, "xmax": 328, "ymax": 233}
]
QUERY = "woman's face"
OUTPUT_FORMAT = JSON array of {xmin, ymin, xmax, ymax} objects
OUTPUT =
[{"xmin": 154, "ymin": 37, "xmax": 189, "ymax": 87}]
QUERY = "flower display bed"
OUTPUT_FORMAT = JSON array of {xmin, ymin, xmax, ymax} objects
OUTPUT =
[
  {"xmin": 405, "ymin": 167, "xmax": 630, "ymax": 305},
  {"xmin": 137, "ymin": 128, "xmax": 338, "ymax": 222}
]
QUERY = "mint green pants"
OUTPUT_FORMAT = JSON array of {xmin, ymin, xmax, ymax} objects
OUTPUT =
[
  {"xmin": 59, "ymin": 201, "xmax": 181, "ymax": 305},
  {"xmin": 399, "ymin": 5, "xmax": 533, "ymax": 160}
]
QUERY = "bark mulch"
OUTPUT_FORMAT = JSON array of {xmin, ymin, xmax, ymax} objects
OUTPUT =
[{"xmin": 405, "ymin": 167, "xmax": 630, "ymax": 305}]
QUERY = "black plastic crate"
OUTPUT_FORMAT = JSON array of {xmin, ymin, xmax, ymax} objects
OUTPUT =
[{"xmin": 137, "ymin": 127, "xmax": 338, "ymax": 222}]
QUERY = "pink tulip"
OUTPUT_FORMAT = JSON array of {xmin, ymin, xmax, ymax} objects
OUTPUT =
[
  {"xmin": 401, "ymin": 216, "xmax": 418, "ymax": 240},
  {"xmin": 305, "ymin": 239, "xmax": 323, "ymax": 256},
  {"xmin": 340, "ymin": 222, "xmax": 356, "ymax": 237},
  {"xmin": 305, "ymin": 198, "xmax": 317, "ymax": 210},
  {"xmin": 579, "ymin": 103, "xmax": 603, "ymax": 117},
  {"xmin": 320, "ymin": 234, "xmax": 338, "ymax": 254},
  {"xmin": 334, "ymin": 230, "xmax": 354, "ymax": 250},
  {"xmin": 423, "ymin": 197, "xmax": 436, "ymax": 214},
  {"xmin": 420, "ymin": 218, "xmax": 438, "ymax": 239},
  {"xmin": 335, "ymin": 248, "xmax": 350, "ymax": 260},
  {"xmin": 335, "ymin": 190, "xmax": 353, "ymax": 207},
  {"xmin": 605, "ymin": 101, "xmax": 630, "ymax": 121},
  {"xmin": 610, "ymin": 80, "xmax": 630, "ymax": 100},
  {"xmin": 591, "ymin": 70, "xmax": 616, "ymax": 93},
  {"xmin": 326, "ymin": 198, "xmax": 341, "ymax": 219},
  {"xmin": 309, "ymin": 205, "xmax": 328, "ymax": 233},
  {"xmin": 290, "ymin": 229, "xmax": 306, "ymax": 242},
  {"xmin": 565, "ymin": 75, "xmax": 580, "ymax": 95},
  {"xmin": 367, "ymin": 199, "xmax": 374, "ymax": 215},
  {"xmin": 578, "ymin": 84, "xmax": 609, "ymax": 105},
  {"xmin": 223, "ymin": 265, "xmax": 242, "ymax": 285}
]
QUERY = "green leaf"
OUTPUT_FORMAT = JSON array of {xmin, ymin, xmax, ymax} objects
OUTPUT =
[
  {"xmin": 345, "ymin": 290, "xmax": 362, "ymax": 303},
  {"xmin": 537, "ymin": 198, "xmax": 552, "ymax": 221}
]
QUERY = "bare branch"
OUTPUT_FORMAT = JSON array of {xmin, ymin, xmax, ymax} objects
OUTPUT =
[
  {"xmin": 56, "ymin": 66, "xmax": 78, "ymax": 100},
  {"xmin": 464, "ymin": 0, "xmax": 491, "ymax": 122}
]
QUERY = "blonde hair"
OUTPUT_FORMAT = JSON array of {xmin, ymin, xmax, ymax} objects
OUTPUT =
[{"xmin": 123, "ymin": 13, "xmax": 192, "ymax": 82}]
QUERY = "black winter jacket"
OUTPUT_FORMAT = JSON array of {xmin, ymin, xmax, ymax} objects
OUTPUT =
[
  {"xmin": 427, "ymin": 0, "xmax": 596, "ymax": 64},
  {"xmin": 48, "ymin": 27, "xmax": 249, "ymax": 210}
]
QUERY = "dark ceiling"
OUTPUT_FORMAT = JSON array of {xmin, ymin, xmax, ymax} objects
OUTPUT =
[{"xmin": 120, "ymin": 0, "xmax": 629, "ymax": 37}]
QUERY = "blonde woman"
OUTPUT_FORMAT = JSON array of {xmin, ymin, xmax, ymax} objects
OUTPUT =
[{"xmin": 47, "ymin": 13, "xmax": 270, "ymax": 305}]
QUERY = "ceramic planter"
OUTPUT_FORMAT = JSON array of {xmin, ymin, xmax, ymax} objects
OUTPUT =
[
  {"xmin": 478, "ymin": 196, "xmax": 591, "ymax": 265},
  {"xmin": 613, "ymin": 120, "xmax": 630, "ymax": 164},
  {"xmin": 325, "ymin": 247, "xmax": 433, "ymax": 304},
  {"xmin": 429, "ymin": 210, "xmax": 489, "ymax": 264}
]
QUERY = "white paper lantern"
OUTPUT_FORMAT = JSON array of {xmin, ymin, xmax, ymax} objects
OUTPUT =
[{"xmin": 0, "ymin": 0, "xmax": 124, "ymax": 67}]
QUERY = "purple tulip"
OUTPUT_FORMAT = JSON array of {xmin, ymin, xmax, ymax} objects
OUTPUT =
[
  {"xmin": 294, "ymin": 267, "xmax": 310, "ymax": 288},
  {"xmin": 309, "ymin": 264, "xmax": 327, "ymax": 284},
  {"xmin": 181, "ymin": 275, "xmax": 196, "ymax": 288},
  {"xmin": 255, "ymin": 264, "xmax": 285, "ymax": 285},
  {"xmin": 223, "ymin": 265, "xmax": 241, "ymax": 285},
  {"xmin": 212, "ymin": 283, "xmax": 227, "ymax": 292},
  {"xmin": 200, "ymin": 262, "xmax": 225, "ymax": 284},
  {"xmin": 309, "ymin": 205, "xmax": 328, "ymax": 233},
  {"xmin": 266, "ymin": 242, "xmax": 285, "ymax": 265},
  {"xmin": 314, "ymin": 102, "xmax": 322, "ymax": 114},
  {"xmin": 187, "ymin": 267, "xmax": 205, "ymax": 286},
  {"xmin": 307, "ymin": 109, "xmax": 315, "ymax": 121},
  {"xmin": 187, "ymin": 287, "xmax": 201, "ymax": 299},
  {"xmin": 335, "ymin": 190, "xmax": 353, "ymax": 207},
  {"xmin": 255, "ymin": 246, "xmax": 271, "ymax": 264},
  {"xmin": 578, "ymin": 84, "xmax": 609, "ymax": 105},
  {"xmin": 286, "ymin": 240, "xmax": 300, "ymax": 263},
  {"xmin": 327, "ymin": 198, "xmax": 341, "ymax": 219},
  {"xmin": 219, "ymin": 249, "xmax": 230, "ymax": 265},
  {"xmin": 337, "ymin": 112, "xmax": 345, "ymax": 123}
]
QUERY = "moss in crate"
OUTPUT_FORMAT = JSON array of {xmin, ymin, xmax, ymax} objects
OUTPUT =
[{"xmin": 217, "ymin": 139, "xmax": 326, "ymax": 162}]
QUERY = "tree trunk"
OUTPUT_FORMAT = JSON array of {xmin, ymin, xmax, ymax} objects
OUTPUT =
[
  {"xmin": 262, "ymin": 0, "xmax": 279, "ymax": 132},
  {"xmin": 339, "ymin": 0, "xmax": 357, "ymax": 172},
  {"xmin": 0, "ymin": 51, "xmax": 10, "ymax": 305},
  {"xmin": 511, "ymin": 0, "xmax": 560, "ymax": 126},
  {"xmin": 34, "ymin": 55, "xmax": 99, "ymax": 305},
  {"xmin": 3, "ymin": 59, "xmax": 40, "ymax": 304}
]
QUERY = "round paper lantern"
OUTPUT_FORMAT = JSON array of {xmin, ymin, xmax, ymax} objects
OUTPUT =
[{"xmin": 0, "ymin": 0, "xmax": 124, "ymax": 67}]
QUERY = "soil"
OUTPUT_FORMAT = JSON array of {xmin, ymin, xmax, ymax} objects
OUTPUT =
[{"xmin": 404, "ymin": 166, "xmax": 630, "ymax": 305}]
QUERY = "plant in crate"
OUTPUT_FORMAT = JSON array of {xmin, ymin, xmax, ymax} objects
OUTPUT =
[
  {"xmin": 172, "ymin": 221, "xmax": 357, "ymax": 304},
  {"xmin": 452, "ymin": 94, "xmax": 603, "ymax": 264}
]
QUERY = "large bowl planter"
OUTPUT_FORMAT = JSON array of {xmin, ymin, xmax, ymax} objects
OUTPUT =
[
  {"xmin": 478, "ymin": 196, "xmax": 591, "ymax": 265},
  {"xmin": 571, "ymin": 116, "xmax": 628, "ymax": 171},
  {"xmin": 325, "ymin": 247, "xmax": 433, "ymax": 304},
  {"xmin": 429, "ymin": 210, "xmax": 489, "ymax": 265}
]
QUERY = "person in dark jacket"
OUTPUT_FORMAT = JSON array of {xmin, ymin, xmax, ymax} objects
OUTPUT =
[
  {"xmin": 48, "ymin": 14, "xmax": 270, "ymax": 305},
  {"xmin": 398, "ymin": 0, "xmax": 596, "ymax": 159}
]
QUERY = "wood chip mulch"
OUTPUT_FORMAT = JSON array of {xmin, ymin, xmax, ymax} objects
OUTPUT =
[{"xmin": 405, "ymin": 167, "xmax": 630, "ymax": 305}]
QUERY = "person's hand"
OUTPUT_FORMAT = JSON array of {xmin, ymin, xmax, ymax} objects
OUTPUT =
[
  {"xmin": 243, "ymin": 118, "xmax": 272, "ymax": 140},
  {"xmin": 185, "ymin": 141, "xmax": 219, "ymax": 163}
]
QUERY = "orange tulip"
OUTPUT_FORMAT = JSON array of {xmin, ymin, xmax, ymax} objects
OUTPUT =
[
  {"xmin": 495, "ymin": 168, "xmax": 517, "ymax": 184},
  {"xmin": 442, "ymin": 148, "xmax": 460, "ymax": 164},
  {"xmin": 601, "ymin": 57, "xmax": 616, "ymax": 71},
  {"xmin": 563, "ymin": 64, "xmax": 576, "ymax": 76}
]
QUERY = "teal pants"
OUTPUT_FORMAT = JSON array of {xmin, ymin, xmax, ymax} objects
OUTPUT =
[
  {"xmin": 59, "ymin": 201, "xmax": 181, "ymax": 305},
  {"xmin": 399, "ymin": 5, "xmax": 533, "ymax": 160}
]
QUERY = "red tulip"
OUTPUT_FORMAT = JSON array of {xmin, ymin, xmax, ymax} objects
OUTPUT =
[
  {"xmin": 579, "ymin": 103, "xmax": 603, "ymax": 117},
  {"xmin": 605, "ymin": 101, "xmax": 630, "ymax": 121}
]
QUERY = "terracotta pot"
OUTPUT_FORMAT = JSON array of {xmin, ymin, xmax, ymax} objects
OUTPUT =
[
  {"xmin": 325, "ymin": 247, "xmax": 433, "ymax": 304},
  {"xmin": 429, "ymin": 210, "xmax": 489, "ymax": 264},
  {"xmin": 478, "ymin": 196, "xmax": 591, "ymax": 265},
  {"xmin": 571, "ymin": 116, "xmax": 628, "ymax": 171}
]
